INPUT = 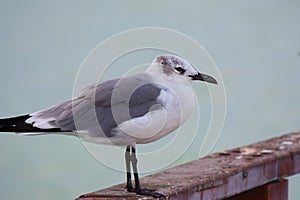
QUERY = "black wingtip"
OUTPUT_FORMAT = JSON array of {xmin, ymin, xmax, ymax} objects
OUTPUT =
[
  {"xmin": 0, "ymin": 114, "xmax": 62, "ymax": 132},
  {"xmin": 0, "ymin": 114, "xmax": 30, "ymax": 132}
]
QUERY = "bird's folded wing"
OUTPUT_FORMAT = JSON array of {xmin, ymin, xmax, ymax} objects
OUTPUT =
[{"xmin": 25, "ymin": 73, "xmax": 165, "ymax": 138}]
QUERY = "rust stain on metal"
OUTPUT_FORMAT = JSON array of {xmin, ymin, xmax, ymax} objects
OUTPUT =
[
  {"xmin": 242, "ymin": 171, "xmax": 248, "ymax": 179},
  {"xmin": 227, "ymin": 179, "xmax": 288, "ymax": 200},
  {"xmin": 76, "ymin": 131, "xmax": 300, "ymax": 200}
]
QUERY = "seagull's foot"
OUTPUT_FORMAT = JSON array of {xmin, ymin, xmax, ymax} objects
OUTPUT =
[
  {"xmin": 135, "ymin": 188, "xmax": 165, "ymax": 199},
  {"xmin": 126, "ymin": 185, "xmax": 135, "ymax": 193},
  {"xmin": 126, "ymin": 186, "xmax": 165, "ymax": 199}
]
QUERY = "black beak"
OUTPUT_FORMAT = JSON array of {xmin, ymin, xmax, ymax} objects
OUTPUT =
[{"xmin": 189, "ymin": 73, "xmax": 218, "ymax": 85}]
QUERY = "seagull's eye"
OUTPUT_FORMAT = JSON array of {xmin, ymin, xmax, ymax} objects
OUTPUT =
[{"xmin": 174, "ymin": 67, "xmax": 186, "ymax": 74}]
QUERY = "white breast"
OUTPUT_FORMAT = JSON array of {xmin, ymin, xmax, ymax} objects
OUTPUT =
[{"xmin": 113, "ymin": 81, "xmax": 196, "ymax": 145}]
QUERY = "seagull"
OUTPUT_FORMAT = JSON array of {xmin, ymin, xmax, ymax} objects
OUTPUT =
[{"xmin": 0, "ymin": 55, "xmax": 217, "ymax": 198}]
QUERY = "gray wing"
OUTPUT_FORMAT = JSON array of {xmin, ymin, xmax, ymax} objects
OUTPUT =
[{"xmin": 27, "ymin": 73, "xmax": 164, "ymax": 138}]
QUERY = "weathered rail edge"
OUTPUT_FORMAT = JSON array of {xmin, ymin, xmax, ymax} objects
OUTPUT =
[{"xmin": 76, "ymin": 131, "xmax": 300, "ymax": 200}]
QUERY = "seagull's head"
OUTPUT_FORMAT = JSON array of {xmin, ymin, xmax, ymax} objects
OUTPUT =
[{"xmin": 148, "ymin": 55, "xmax": 218, "ymax": 85}]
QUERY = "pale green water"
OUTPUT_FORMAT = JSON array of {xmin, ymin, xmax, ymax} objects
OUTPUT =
[{"xmin": 0, "ymin": 1, "xmax": 300, "ymax": 199}]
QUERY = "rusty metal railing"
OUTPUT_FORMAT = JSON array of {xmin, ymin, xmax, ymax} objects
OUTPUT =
[{"xmin": 76, "ymin": 131, "xmax": 300, "ymax": 200}]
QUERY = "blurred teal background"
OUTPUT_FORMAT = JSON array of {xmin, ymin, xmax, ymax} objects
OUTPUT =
[{"xmin": 0, "ymin": 1, "xmax": 299, "ymax": 199}]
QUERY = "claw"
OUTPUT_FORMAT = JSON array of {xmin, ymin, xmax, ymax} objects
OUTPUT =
[
  {"xmin": 136, "ymin": 188, "xmax": 165, "ymax": 199},
  {"xmin": 126, "ymin": 185, "xmax": 135, "ymax": 193}
]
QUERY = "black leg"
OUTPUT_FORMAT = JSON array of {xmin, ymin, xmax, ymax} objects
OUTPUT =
[
  {"xmin": 130, "ymin": 146, "xmax": 142, "ymax": 192},
  {"xmin": 125, "ymin": 146, "xmax": 134, "ymax": 192},
  {"xmin": 130, "ymin": 146, "xmax": 165, "ymax": 199}
]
